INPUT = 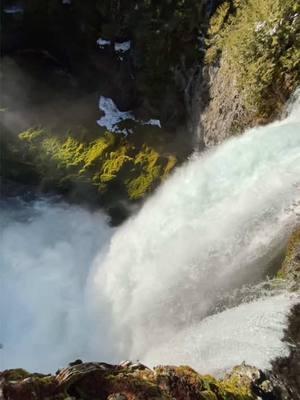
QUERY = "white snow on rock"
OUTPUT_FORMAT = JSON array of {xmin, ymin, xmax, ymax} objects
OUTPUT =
[
  {"xmin": 143, "ymin": 119, "xmax": 161, "ymax": 128},
  {"xmin": 114, "ymin": 41, "xmax": 131, "ymax": 53},
  {"xmin": 97, "ymin": 39, "xmax": 131, "ymax": 53},
  {"xmin": 3, "ymin": 4, "xmax": 24, "ymax": 14},
  {"xmin": 96, "ymin": 38, "xmax": 111, "ymax": 48},
  {"xmin": 97, "ymin": 96, "xmax": 161, "ymax": 134},
  {"xmin": 97, "ymin": 97, "xmax": 135, "ymax": 133}
]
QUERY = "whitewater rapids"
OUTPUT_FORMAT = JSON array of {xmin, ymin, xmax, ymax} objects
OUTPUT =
[{"xmin": 0, "ymin": 93, "xmax": 299, "ymax": 374}]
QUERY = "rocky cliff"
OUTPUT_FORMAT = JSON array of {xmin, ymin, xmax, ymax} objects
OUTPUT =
[
  {"xmin": 1, "ymin": 0, "xmax": 299, "ymax": 210},
  {"xmin": 192, "ymin": 0, "xmax": 300, "ymax": 146}
]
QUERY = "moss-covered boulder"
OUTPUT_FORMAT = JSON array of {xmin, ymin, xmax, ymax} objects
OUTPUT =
[
  {"xmin": 2, "ymin": 126, "xmax": 177, "ymax": 208},
  {"xmin": 0, "ymin": 361, "xmax": 279, "ymax": 400}
]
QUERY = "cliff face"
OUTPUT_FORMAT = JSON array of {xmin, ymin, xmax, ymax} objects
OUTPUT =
[
  {"xmin": 1, "ymin": 0, "xmax": 299, "ymax": 208},
  {"xmin": 271, "ymin": 229, "xmax": 300, "ymax": 399},
  {"xmin": 192, "ymin": 0, "xmax": 300, "ymax": 147},
  {"xmin": 1, "ymin": 0, "xmax": 215, "ymax": 211},
  {"xmin": 2, "ymin": 0, "xmax": 214, "ymax": 129}
]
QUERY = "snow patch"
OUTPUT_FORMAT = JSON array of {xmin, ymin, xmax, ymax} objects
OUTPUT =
[
  {"xmin": 97, "ymin": 96, "xmax": 161, "ymax": 134},
  {"xmin": 97, "ymin": 97, "xmax": 135, "ymax": 133},
  {"xmin": 96, "ymin": 38, "xmax": 111, "ymax": 48},
  {"xmin": 96, "ymin": 39, "xmax": 131, "ymax": 54},
  {"xmin": 143, "ymin": 119, "xmax": 161, "ymax": 128},
  {"xmin": 114, "ymin": 41, "xmax": 131, "ymax": 53}
]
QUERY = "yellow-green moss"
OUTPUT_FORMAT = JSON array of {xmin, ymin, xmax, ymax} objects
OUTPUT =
[
  {"xmin": 99, "ymin": 145, "xmax": 132, "ymax": 183},
  {"xmin": 4, "ymin": 368, "xmax": 31, "ymax": 381},
  {"xmin": 277, "ymin": 228, "xmax": 300, "ymax": 282},
  {"xmin": 81, "ymin": 133, "xmax": 116, "ymax": 171},
  {"xmin": 19, "ymin": 127, "xmax": 45, "ymax": 142},
  {"xmin": 206, "ymin": 0, "xmax": 300, "ymax": 116},
  {"xmin": 154, "ymin": 366, "xmax": 255, "ymax": 400},
  {"xmin": 219, "ymin": 376, "xmax": 253, "ymax": 400},
  {"xmin": 17, "ymin": 127, "xmax": 177, "ymax": 202},
  {"xmin": 44, "ymin": 136, "xmax": 86, "ymax": 168},
  {"xmin": 125, "ymin": 145, "xmax": 164, "ymax": 200},
  {"xmin": 163, "ymin": 155, "xmax": 177, "ymax": 179},
  {"xmin": 126, "ymin": 168, "xmax": 159, "ymax": 200},
  {"xmin": 281, "ymin": 229, "xmax": 300, "ymax": 268}
]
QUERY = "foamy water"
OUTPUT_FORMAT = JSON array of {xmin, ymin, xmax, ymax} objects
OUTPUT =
[{"xmin": 0, "ymin": 93, "xmax": 299, "ymax": 374}]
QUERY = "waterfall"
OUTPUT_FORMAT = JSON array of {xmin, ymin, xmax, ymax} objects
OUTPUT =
[{"xmin": 0, "ymin": 94, "xmax": 299, "ymax": 374}]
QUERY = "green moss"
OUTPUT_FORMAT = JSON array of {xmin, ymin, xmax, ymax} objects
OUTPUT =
[
  {"xmin": 163, "ymin": 155, "xmax": 177, "ymax": 179},
  {"xmin": 155, "ymin": 366, "xmax": 255, "ymax": 400},
  {"xmin": 100, "ymin": 145, "xmax": 132, "ymax": 183},
  {"xmin": 4, "ymin": 369, "xmax": 31, "ymax": 381},
  {"xmin": 15, "ymin": 127, "xmax": 177, "ymax": 203},
  {"xmin": 206, "ymin": 0, "xmax": 300, "ymax": 117},
  {"xmin": 19, "ymin": 127, "xmax": 45, "ymax": 142},
  {"xmin": 106, "ymin": 372, "xmax": 169, "ymax": 399},
  {"xmin": 219, "ymin": 376, "xmax": 253, "ymax": 400},
  {"xmin": 200, "ymin": 391, "xmax": 218, "ymax": 400},
  {"xmin": 125, "ymin": 145, "xmax": 164, "ymax": 200},
  {"xmin": 42, "ymin": 136, "xmax": 85, "ymax": 169},
  {"xmin": 81, "ymin": 133, "xmax": 115, "ymax": 171},
  {"xmin": 277, "ymin": 229, "xmax": 300, "ymax": 281},
  {"xmin": 282, "ymin": 230, "xmax": 300, "ymax": 267}
]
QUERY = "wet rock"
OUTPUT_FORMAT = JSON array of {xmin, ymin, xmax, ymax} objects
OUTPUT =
[
  {"xmin": 277, "ymin": 228, "xmax": 300, "ymax": 287},
  {"xmin": 1, "ymin": 362, "xmax": 276, "ymax": 400},
  {"xmin": 69, "ymin": 359, "xmax": 83, "ymax": 367},
  {"xmin": 271, "ymin": 303, "xmax": 300, "ymax": 400}
]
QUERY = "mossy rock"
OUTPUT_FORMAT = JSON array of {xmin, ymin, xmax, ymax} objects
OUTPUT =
[
  {"xmin": 9, "ymin": 126, "xmax": 178, "ymax": 205},
  {"xmin": 206, "ymin": 0, "xmax": 300, "ymax": 119},
  {"xmin": 277, "ymin": 228, "xmax": 300, "ymax": 285}
]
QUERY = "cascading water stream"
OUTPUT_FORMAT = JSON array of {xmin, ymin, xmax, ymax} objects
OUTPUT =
[{"xmin": 0, "ymin": 93, "xmax": 299, "ymax": 374}]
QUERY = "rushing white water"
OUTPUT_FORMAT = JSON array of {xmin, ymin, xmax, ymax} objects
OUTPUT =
[
  {"xmin": 0, "ymin": 94, "xmax": 299, "ymax": 374},
  {"xmin": 92, "ymin": 94, "xmax": 300, "ymax": 364},
  {"xmin": 0, "ymin": 201, "xmax": 113, "ymax": 371},
  {"xmin": 143, "ymin": 294, "xmax": 298, "ymax": 375}
]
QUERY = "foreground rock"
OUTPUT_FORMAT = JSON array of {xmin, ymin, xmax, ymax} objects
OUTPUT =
[{"xmin": 0, "ymin": 361, "xmax": 281, "ymax": 400}]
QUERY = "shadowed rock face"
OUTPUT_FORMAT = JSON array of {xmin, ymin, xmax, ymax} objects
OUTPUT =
[
  {"xmin": 271, "ymin": 229, "xmax": 300, "ymax": 400},
  {"xmin": 0, "ymin": 361, "xmax": 281, "ymax": 400},
  {"xmin": 271, "ymin": 304, "xmax": 300, "ymax": 400}
]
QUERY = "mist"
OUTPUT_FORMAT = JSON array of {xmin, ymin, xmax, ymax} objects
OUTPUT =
[
  {"xmin": 0, "ymin": 199, "xmax": 113, "ymax": 371},
  {"xmin": 0, "ymin": 94, "xmax": 299, "ymax": 374}
]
